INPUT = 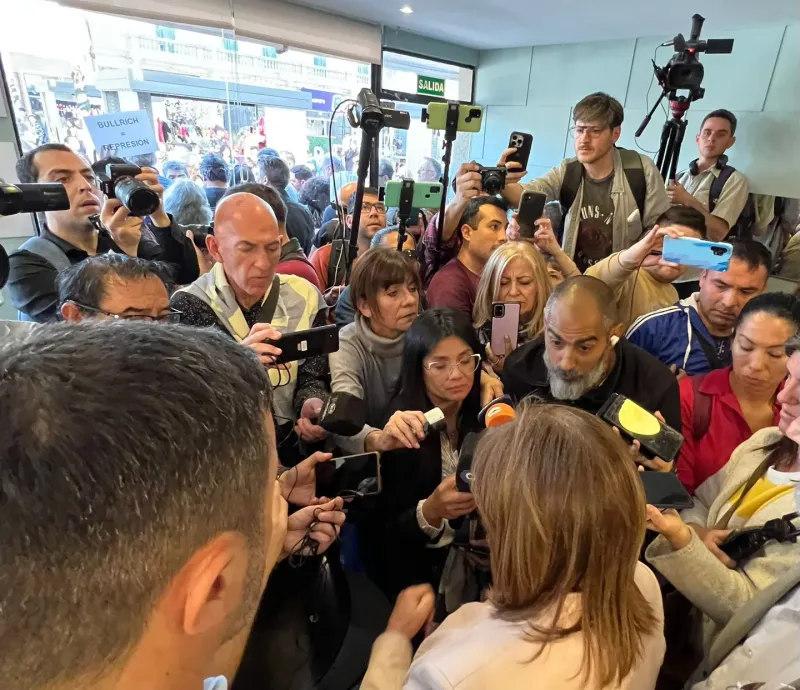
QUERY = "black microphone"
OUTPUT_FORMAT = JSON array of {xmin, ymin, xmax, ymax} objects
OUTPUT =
[
  {"xmin": 317, "ymin": 391, "xmax": 367, "ymax": 436},
  {"xmin": 0, "ymin": 182, "xmax": 69, "ymax": 217}
]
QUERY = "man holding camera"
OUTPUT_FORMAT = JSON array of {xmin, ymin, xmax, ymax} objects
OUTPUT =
[
  {"xmin": 7, "ymin": 143, "xmax": 199, "ymax": 323},
  {"xmin": 499, "ymin": 93, "xmax": 670, "ymax": 273}
]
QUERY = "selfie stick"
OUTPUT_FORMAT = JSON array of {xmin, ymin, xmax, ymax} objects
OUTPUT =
[
  {"xmin": 395, "ymin": 179, "xmax": 415, "ymax": 252},
  {"xmin": 422, "ymin": 102, "xmax": 460, "ymax": 274},
  {"xmin": 346, "ymin": 89, "xmax": 410, "ymax": 282}
]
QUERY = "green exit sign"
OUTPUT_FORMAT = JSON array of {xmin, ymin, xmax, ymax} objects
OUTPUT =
[{"xmin": 417, "ymin": 75, "xmax": 446, "ymax": 98}]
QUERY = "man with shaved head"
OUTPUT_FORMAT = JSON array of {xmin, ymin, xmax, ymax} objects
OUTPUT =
[
  {"xmin": 171, "ymin": 192, "xmax": 329, "ymax": 459},
  {"xmin": 502, "ymin": 275, "xmax": 681, "ymax": 432}
]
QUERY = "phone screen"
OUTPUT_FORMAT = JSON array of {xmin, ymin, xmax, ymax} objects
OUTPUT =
[
  {"xmin": 640, "ymin": 472, "xmax": 693, "ymax": 511},
  {"xmin": 331, "ymin": 452, "xmax": 381, "ymax": 497}
]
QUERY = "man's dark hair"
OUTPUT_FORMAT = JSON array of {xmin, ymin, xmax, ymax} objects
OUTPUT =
[
  {"xmin": 379, "ymin": 158, "xmax": 394, "ymax": 180},
  {"xmin": 199, "ymin": 153, "xmax": 229, "ymax": 183},
  {"xmin": 351, "ymin": 245, "xmax": 421, "ymax": 316},
  {"xmin": 259, "ymin": 157, "xmax": 291, "ymax": 191},
  {"xmin": 162, "ymin": 160, "xmax": 189, "ymax": 178},
  {"xmin": 299, "ymin": 176, "xmax": 330, "ymax": 211},
  {"xmin": 731, "ymin": 239, "xmax": 773, "ymax": 275},
  {"xmin": 702, "ymin": 109, "xmax": 737, "ymax": 136},
  {"xmin": 573, "ymin": 92, "xmax": 624, "ymax": 129},
  {"xmin": 56, "ymin": 254, "xmax": 169, "ymax": 312},
  {"xmin": 347, "ymin": 186, "xmax": 380, "ymax": 215},
  {"xmin": 457, "ymin": 196, "xmax": 510, "ymax": 240},
  {"xmin": 128, "ymin": 153, "xmax": 157, "ymax": 169},
  {"xmin": 15, "ymin": 143, "xmax": 73, "ymax": 183},
  {"xmin": 229, "ymin": 164, "xmax": 256, "ymax": 186},
  {"xmin": 291, "ymin": 164, "xmax": 313, "ymax": 182},
  {"xmin": 0, "ymin": 322, "xmax": 273, "ymax": 688},
  {"xmin": 91, "ymin": 156, "xmax": 129, "ymax": 180},
  {"xmin": 655, "ymin": 206, "xmax": 707, "ymax": 240},
  {"xmin": 224, "ymin": 182, "xmax": 287, "ymax": 225},
  {"xmin": 545, "ymin": 275, "xmax": 620, "ymax": 330}
]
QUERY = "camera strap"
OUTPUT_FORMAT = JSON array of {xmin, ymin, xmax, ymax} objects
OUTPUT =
[
  {"xmin": 715, "ymin": 455, "xmax": 774, "ymax": 530},
  {"xmin": 692, "ymin": 327, "xmax": 725, "ymax": 371},
  {"xmin": 257, "ymin": 275, "xmax": 281, "ymax": 324}
]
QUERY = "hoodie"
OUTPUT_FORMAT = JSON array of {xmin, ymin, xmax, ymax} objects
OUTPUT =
[{"xmin": 328, "ymin": 313, "xmax": 407, "ymax": 453}]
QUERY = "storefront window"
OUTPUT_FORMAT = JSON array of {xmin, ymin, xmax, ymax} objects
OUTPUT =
[{"xmin": 1, "ymin": 0, "xmax": 373, "ymax": 184}]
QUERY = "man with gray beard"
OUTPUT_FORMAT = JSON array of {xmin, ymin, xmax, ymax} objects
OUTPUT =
[{"xmin": 501, "ymin": 276, "xmax": 681, "ymax": 433}]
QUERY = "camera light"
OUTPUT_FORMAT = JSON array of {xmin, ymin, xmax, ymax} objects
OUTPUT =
[{"xmin": 400, "ymin": 5, "xmax": 414, "ymax": 14}]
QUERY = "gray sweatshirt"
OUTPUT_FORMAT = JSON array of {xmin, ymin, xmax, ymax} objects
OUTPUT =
[{"xmin": 328, "ymin": 313, "xmax": 406, "ymax": 453}]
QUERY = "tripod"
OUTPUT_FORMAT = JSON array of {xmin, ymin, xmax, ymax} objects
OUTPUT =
[
  {"xmin": 394, "ymin": 178, "xmax": 415, "ymax": 252},
  {"xmin": 636, "ymin": 88, "xmax": 701, "ymax": 182},
  {"xmin": 431, "ymin": 103, "xmax": 460, "ymax": 273}
]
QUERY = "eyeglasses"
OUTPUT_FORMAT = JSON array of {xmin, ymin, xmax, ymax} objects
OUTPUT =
[
  {"xmin": 69, "ymin": 302, "xmax": 182, "ymax": 323},
  {"xmin": 570, "ymin": 125, "xmax": 608, "ymax": 139},
  {"xmin": 423, "ymin": 353, "xmax": 481, "ymax": 377},
  {"xmin": 363, "ymin": 202, "xmax": 386, "ymax": 214}
]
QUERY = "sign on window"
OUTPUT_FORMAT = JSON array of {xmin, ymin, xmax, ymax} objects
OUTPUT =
[{"xmin": 416, "ymin": 75, "xmax": 446, "ymax": 98}]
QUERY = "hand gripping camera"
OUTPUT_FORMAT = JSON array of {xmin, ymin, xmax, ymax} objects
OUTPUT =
[{"xmin": 100, "ymin": 164, "xmax": 160, "ymax": 217}]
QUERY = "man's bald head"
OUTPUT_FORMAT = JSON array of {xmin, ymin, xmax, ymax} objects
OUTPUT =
[
  {"xmin": 545, "ymin": 276, "xmax": 620, "ymax": 332},
  {"xmin": 206, "ymin": 193, "xmax": 282, "ymax": 306}
]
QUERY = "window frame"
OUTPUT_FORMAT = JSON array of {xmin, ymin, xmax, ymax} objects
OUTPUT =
[{"xmin": 376, "ymin": 48, "xmax": 476, "ymax": 106}]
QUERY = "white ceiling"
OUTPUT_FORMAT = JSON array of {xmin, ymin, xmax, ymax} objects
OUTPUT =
[{"xmin": 284, "ymin": 0, "xmax": 799, "ymax": 51}]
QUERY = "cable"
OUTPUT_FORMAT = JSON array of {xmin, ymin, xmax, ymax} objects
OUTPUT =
[
  {"xmin": 634, "ymin": 45, "xmax": 666, "ymax": 155},
  {"xmin": 326, "ymin": 98, "xmax": 356, "ymax": 289}
]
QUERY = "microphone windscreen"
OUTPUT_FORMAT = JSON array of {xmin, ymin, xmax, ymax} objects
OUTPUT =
[
  {"xmin": 318, "ymin": 391, "xmax": 367, "ymax": 436},
  {"xmin": 456, "ymin": 431, "xmax": 480, "ymax": 492},
  {"xmin": 485, "ymin": 403, "xmax": 516, "ymax": 428}
]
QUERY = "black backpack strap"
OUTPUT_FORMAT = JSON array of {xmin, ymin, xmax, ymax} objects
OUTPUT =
[
  {"xmin": 257, "ymin": 275, "xmax": 282, "ymax": 324},
  {"xmin": 327, "ymin": 239, "xmax": 348, "ymax": 288},
  {"xmin": 559, "ymin": 160, "xmax": 584, "ymax": 215},
  {"xmin": 618, "ymin": 148, "xmax": 646, "ymax": 222},
  {"xmin": 693, "ymin": 328, "xmax": 724, "ymax": 371},
  {"xmin": 709, "ymin": 165, "xmax": 736, "ymax": 213}
]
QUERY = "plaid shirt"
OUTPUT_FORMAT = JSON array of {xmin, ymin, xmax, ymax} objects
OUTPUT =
[{"xmin": 419, "ymin": 213, "xmax": 461, "ymax": 287}]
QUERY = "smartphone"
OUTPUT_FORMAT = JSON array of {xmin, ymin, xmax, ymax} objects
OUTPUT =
[
  {"xmin": 332, "ymin": 452, "xmax": 382, "ymax": 497},
  {"xmin": 491, "ymin": 303, "xmax": 520, "ymax": 355},
  {"xmin": 425, "ymin": 103, "xmax": 484, "ymax": 133},
  {"xmin": 598, "ymin": 393, "xmax": 684, "ymax": 462},
  {"xmin": 640, "ymin": 472, "xmax": 693, "ymax": 511},
  {"xmin": 517, "ymin": 190, "xmax": 547, "ymax": 239},
  {"xmin": 384, "ymin": 180, "xmax": 444, "ymax": 209},
  {"xmin": 271, "ymin": 324, "xmax": 339, "ymax": 364},
  {"xmin": 506, "ymin": 131, "xmax": 533, "ymax": 172},
  {"xmin": 662, "ymin": 236, "xmax": 733, "ymax": 271}
]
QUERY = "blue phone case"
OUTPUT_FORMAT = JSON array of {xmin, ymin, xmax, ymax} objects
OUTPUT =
[{"xmin": 662, "ymin": 236, "xmax": 733, "ymax": 271}]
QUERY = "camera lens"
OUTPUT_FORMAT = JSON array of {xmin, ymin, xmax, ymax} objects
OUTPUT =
[
  {"xmin": 114, "ymin": 177, "xmax": 160, "ymax": 217},
  {"xmin": 493, "ymin": 304, "xmax": 505, "ymax": 318},
  {"xmin": 483, "ymin": 172, "xmax": 503, "ymax": 195}
]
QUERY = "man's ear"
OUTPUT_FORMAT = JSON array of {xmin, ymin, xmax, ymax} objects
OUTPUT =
[
  {"xmin": 729, "ymin": 135, "xmax": 736, "ymax": 149},
  {"xmin": 460, "ymin": 223, "xmax": 473, "ymax": 244},
  {"xmin": 346, "ymin": 214, "xmax": 354, "ymax": 229},
  {"xmin": 206, "ymin": 235, "xmax": 224, "ymax": 265},
  {"xmin": 611, "ymin": 126, "xmax": 622, "ymax": 145},
  {"xmin": 60, "ymin": 302, "xmax": 84, "ymax": 323},
  {"xmin": 609, "ymin": 322, "xmax": 625, "ymax": 343},
  {"xmin": 175, "ymin": 532, "xmax": 250, "ymax": 637}
]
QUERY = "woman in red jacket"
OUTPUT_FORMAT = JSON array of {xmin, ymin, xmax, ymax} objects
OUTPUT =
[{"xmin": 677, "ymin": 292, "xmax": 800, "ymax": 497}]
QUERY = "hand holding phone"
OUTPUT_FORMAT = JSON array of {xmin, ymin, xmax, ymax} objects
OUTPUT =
[
  {"xmin": 662, "ymin": 236, "xmax": 733, "ymax": 271},
  {"xmin": 491, "ymin": 303, "xmax": 520, "ymax": 356},
  {"xmin": 517, "ymin": 190, "xmax": 547, "ymax": 238},
  {"xmin": 270, "ymin": 324, "xmax": 339, "ymax": 364},
  {"xmin": 242, "ymin": 322, "xmax": 283, "ymax": 366},
  {"xmin": 506, "ymin": 132, "xmax": 533, "ymax": 173}
]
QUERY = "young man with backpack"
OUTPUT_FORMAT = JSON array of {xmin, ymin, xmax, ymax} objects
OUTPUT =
[
  {"xmin": 499, "ymin": 92, "xmax": 670, "ymax": 273},
  {"xmin": 668, "ymin": 109, "xmax": 751, "ymax": 298}
]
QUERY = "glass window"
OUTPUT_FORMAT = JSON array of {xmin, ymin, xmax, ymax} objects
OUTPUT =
[
  {"xmin": 381, "ymin": 50, "xmax": 474, "ymax": 103},
  {"xmin": 1, "ymin": 0, "xmax": 372, "ymax": 190}
]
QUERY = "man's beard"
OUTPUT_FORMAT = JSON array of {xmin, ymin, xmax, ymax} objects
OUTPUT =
[{"xmin": 544, "ymin": 348, "xmax": 610, "ymax": 401}]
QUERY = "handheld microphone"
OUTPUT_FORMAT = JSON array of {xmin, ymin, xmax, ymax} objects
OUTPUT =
[
  {"xmin": 423, "ymin": 407, "xmax": 446, "ymax": 435},
  {"xmin": 478, "ymin": 395, "xmax": 516, "ymax": 428},
  {"xmin": 317, "ymin": 391, "xmax": 367, "ymax": 436},
  {"xmin": 456, "ymin": 432, "xmax": 479, "ymax": 492}
]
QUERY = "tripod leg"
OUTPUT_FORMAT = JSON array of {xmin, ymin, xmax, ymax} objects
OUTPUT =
[
  {"xmin": 656, "ymin": 119, "xmax": 671, "ymax": 174},
  {"xmin": 669, "ymin": 118, "xmax": 688, "ymax": 183},
  {"xmin": 661, "ymin": 122, "xmax": 678, "ymax": 182}
]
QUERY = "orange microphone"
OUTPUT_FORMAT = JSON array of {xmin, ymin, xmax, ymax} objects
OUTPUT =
[{"xmin": 478, "ymin": 395, "xmax": 516, "ymax": 428}]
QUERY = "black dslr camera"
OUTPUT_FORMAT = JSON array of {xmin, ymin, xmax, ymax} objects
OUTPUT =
[
  {"xmin": 101, "ymin": 164, "xmax": 160, "ymax": 217},
  {"xmin": 720, "ymin": 511, "xmax": 799, "ymax": 562},
  {"xmin": 479, "ymin": 166, "xmax": 507, "ymax": 195}
]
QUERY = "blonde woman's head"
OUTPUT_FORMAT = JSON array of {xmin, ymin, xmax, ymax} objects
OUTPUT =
[
  {"xmin": 471, "ymin": 402, "xmax": 657, "ymax": 685},
  {"xmin": 473, "ymin": 242, "xmax": 551, "ymax": 340}
]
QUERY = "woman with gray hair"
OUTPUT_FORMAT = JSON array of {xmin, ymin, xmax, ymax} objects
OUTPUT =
[{"xmin": 163, "ymin": 179, "xmax": 213, "ymax": 227}]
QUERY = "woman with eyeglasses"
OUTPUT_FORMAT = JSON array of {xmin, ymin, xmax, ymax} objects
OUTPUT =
[{"xmin": 361, "ymin": 308, "xmax": 484, "ymax": 599}]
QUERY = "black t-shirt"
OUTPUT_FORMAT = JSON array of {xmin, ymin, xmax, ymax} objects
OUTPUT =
[{"xmin": 574, "ymin": 171, "xmax": 614, "ymax": 273}]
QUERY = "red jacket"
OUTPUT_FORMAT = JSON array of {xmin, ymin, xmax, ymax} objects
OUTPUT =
[{"xmin": 677, "ymin": 367, "xmax": 782, "ymax": 495}]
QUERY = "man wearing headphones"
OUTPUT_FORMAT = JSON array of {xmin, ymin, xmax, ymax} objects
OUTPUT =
[{"xmin": 667, "ymin": 110, "xmax": 750, "ymax": 244}]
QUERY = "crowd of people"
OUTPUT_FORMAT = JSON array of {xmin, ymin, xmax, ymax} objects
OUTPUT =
[{"xmin": 3, "ymin": 90, "xmax": 800, "ymax": 690}]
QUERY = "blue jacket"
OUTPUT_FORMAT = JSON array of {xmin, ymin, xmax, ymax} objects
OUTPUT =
[{"xmin": 626, "ymin": 294, "xmax": 732, "ymax": 376}]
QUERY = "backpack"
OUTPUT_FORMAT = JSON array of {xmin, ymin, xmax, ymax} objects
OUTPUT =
[
  {"xmin": 558, "ymin": 147, "xmax": 646, "ymax": 240},
  {"xmin": 16, "ymin": 235, "xmax": 72, "ymax": 322},
  {"xmin": 708, "ymin": 164, "xmax": 756, "ymax": 241},
  {"xmin": 691, "ymin": 374, "xmax": 713, "ymax": 441}
]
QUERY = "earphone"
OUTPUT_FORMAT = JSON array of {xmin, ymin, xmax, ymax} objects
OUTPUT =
[{"xmin": 688, "ymin": 154, "xmax": 728, "ymax": 176}]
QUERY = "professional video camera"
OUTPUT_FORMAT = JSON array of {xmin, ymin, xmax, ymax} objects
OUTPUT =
[
  {"xmin": 720, "ymin": 511, "xmax": 799, "ymax": 563},
  {"xmin": 100, "ymin": 164, "xmax": 160, "ymax": 217},
  {"xmin": 0, "ymin": 181, "xmax": 69, "ymax": 217},
  {"xmin": 636, "ymin": 15, "xmax": 734, "ymax": 181}
]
